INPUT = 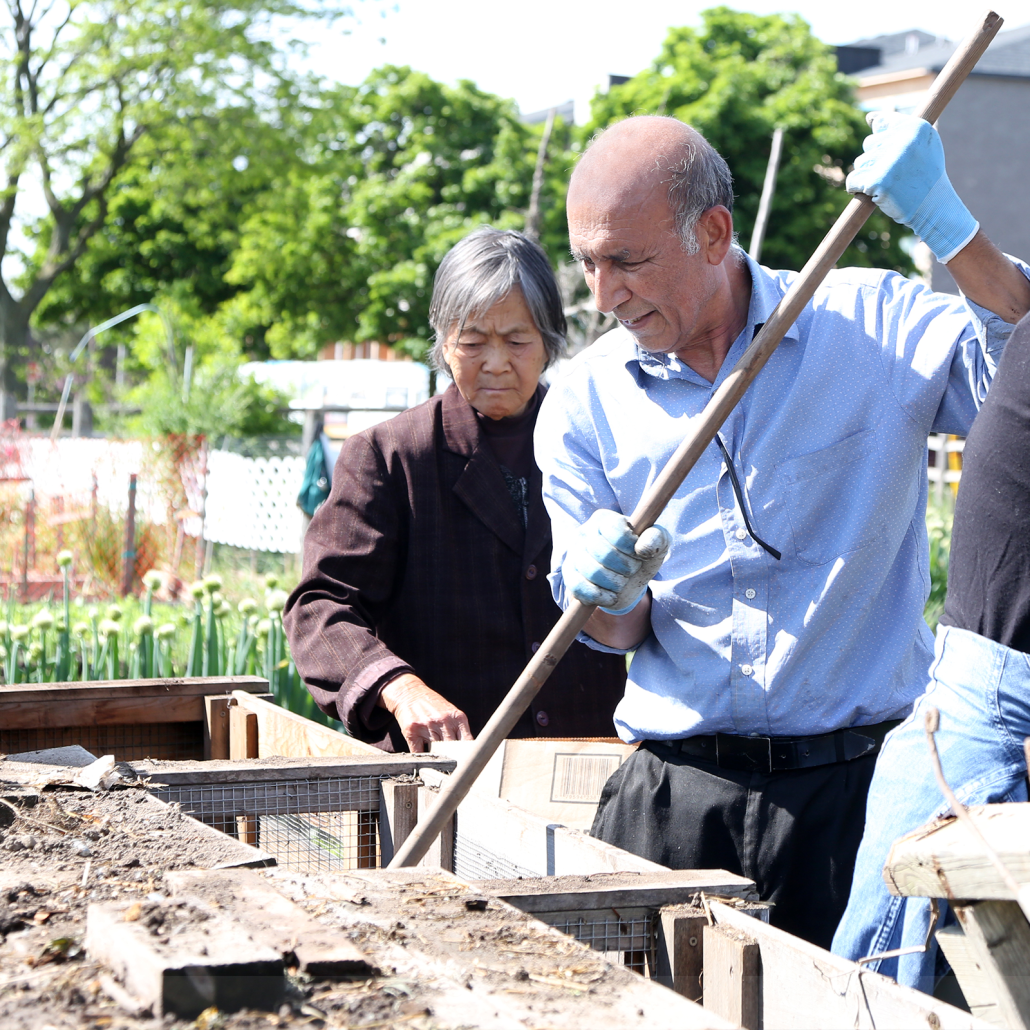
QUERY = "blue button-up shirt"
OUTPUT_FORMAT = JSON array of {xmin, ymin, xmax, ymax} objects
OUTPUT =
[{"xmin": 536, "ymin": 252, "xmax": 1028, "ymax": 743}]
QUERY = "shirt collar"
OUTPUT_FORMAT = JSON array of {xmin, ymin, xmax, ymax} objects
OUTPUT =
[{"xmin": 626, "ymin": 248, "xmax": 800, "ymax": 383}]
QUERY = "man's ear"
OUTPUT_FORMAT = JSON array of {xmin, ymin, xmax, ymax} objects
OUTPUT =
[{"xmin": 698, "ymin": 205, "xmax": 735, "ymax": 265}]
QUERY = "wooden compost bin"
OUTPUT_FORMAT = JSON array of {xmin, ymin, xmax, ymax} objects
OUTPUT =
[{"xmin": 1, "ymin": 681, "xmax": 994, "ymax": 1028}]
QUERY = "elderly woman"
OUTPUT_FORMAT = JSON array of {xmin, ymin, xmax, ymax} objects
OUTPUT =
[{"xmin": 284, "ymin": 228, "xmax": 626, "ymax": 751}]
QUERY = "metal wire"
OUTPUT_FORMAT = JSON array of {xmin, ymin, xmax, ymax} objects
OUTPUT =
[
  {"xmin": 154, "ymin": 774, "xmax": 381, "ymax": 872},
  {"xmin": 452, "ymin": 834, "xmax": 539, "ymax": 881}
]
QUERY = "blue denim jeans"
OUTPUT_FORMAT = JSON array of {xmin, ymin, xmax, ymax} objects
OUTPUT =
[{"xmin": 831, "ymin": 624, "xmax": 1030, "ymax": 991}]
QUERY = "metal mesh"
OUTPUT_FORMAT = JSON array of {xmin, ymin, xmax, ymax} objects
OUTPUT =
[
  {"xmin": 0, "ymin": 722, "xmax": 204, "ymax": 762},
  {"xmin": 544, "ymin": 912, "xmax": 657, "ymax": 970},
  {"xmin": 153, "ymin": 775, "xmax": 381, "ymax": 872},
  {"xmin": 452, "ymin": 834, "xmax": 539, "ymax": 881}
]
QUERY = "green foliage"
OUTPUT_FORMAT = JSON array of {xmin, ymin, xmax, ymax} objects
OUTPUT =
[
  {"xmin": 0, "ymin": 0, "xmax": 341, "ymax": 387},
  {"xmin": 925, "ymin": 492, "xmax": 954, "ymax": 631},
  {"xmin": 120, "ymin": 358, "xmax": 295, "ymax": 440},
  {"xmin": 0, "ymin": 573, "xmax": 340, "ymax": 730},
  {"xmin": 582, "ymin": 7, "xmax": 914, "ymax": 274}
]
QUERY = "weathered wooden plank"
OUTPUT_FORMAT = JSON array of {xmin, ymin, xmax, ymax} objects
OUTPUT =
[
  {"xmin": 416, "ymin": 780, "xmax": 456, "ymax": 872},
  {"xmin": 0, "ymin": 694, "xmax": 205, "ymax": 729},
  {"xmin": 165, "ymin": 868, "xmax": 375, "ymax": 977},
  {"xmin": 263, "ymin": 866, "xmax": 737, "ymax": 1029},
  {"xmin": 132, "ymin": 754, "xmax": 455, "ymax": 784},
  {"xmin": 937, "ymin": 924, "xmax": 1005, "ymax": 1028},
  {"xmin": 378, "ymin": 777, "xmax": 419, "ymax": 866},
  {"xmin": 954, "ymin": 900, "xmax": 1030, "ymax": 1030},
  {"xmin": 231, "ymin": 689, "xmax": 383, "ymax": 758},
  {"xmin": 229, "ymin": 706, "xmax": 258, "ymax": 760},
  {"xmin": 710, "ymin": 900, "xmax": 991, "ymax": 1030},
  {"xmin": 85, "ymin": 899, "xmax": 284, "ymax": 1018},
  {"xmin": 703, "ymin": 923, "xmax": 760, "ymax": 1030},
  {"xmin": 655, "ymin": 904, "xmax": 707, "ymax": 1001},
  {"xmin": 472, "ymin": 869, "xmax": 755, "ymax": 914},
  {"xmin": 203, "ymin": 695, "xmax": 230, "ymax": 761},
  {"xmin": 885, "ymin": 804, "xmax": 1030, "ymax": 900},
  {"xmin": 0, "ymin": 676, "xmax": 268, "ymax": 704}
]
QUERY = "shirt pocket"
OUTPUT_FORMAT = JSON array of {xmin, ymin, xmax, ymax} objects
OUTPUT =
[{"xmin": 780, "ymin": 428, "xmax": 882, "ymax": 566}]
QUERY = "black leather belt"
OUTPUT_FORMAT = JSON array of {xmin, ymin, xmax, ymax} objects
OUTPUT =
[{"xmin": 650, "ymin": 720, "xmax": 901, "ymax": 773}]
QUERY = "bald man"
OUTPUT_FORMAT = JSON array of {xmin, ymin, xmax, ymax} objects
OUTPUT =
[{"xmin": 535, "ymin": 115, "xmax": 1030, "ymax": 947}]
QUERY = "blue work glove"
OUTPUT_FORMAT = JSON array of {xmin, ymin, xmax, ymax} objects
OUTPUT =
[
  {"xmin": 846, "ymin": 112, "xmax": 978, "ymax": 264},
  {"xmin": 562, "ymin": 509, "xmax": 671, "ymax": 615}
]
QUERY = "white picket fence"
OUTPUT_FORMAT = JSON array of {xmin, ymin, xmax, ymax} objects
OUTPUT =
[{"xmin": 202, "ymin": 449, "xmax": 305, "ymax": 554}]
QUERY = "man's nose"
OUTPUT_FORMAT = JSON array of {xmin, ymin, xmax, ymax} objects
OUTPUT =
[{"xmin": 590, "ymin": 265, "xmax": 630, "ymax": 314}]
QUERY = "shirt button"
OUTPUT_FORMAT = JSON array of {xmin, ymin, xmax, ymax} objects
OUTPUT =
[
  {"xmin": 741, "ymin": 664, "xmax": 754, "ymax": 677},
  {"xmin": 735, "ymin": 528, "xmax": 748, "ymax": 541},
  {"xmin": 525, "ymin": 565, "xmax": 538, "ymax": 580},
  {"xmin": 531, "ymin": 641, "xmax": 541, "ymax": 653},
  {"xmin": 745, "ymin": 588, "xmax": 756, "ymax": 600},
  {"xmin": 535, "ymin": 710, "xmax": 549, "ymax": 727}
]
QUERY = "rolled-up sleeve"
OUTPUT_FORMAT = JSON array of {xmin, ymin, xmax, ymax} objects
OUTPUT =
[{"xmin": 283, "ymin": 432, "xmax": 412, "ymax": 739}]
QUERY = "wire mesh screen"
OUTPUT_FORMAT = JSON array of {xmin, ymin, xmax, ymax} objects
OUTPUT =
[
  {"xmin": 0, "ymin": 722, "xmax": 204, "ymax": 762},
  {"xmin": 543, "ymin": 911, "xmax": 657, "ymax": 971},
  {"xmin": 153, "ymin": 774, "xmax": 381, "ymax": 872},
  {"xmin": 452, "ymin": 833, "xmax": 539, "ymax": 881}
]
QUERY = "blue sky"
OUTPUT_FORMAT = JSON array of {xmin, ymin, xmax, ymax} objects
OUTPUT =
[{"xmin": 296, "ymin": 0, "xmax": 1030, "ymax": 119}]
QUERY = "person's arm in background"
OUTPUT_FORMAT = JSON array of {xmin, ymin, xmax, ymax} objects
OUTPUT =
[
  {"xmin": 847, "ymin": 112, "xmax": 1030, "ymax": 324},
  {"xmin": 283, "ymin": 431, "xmax": 471, "ymax": 752}
]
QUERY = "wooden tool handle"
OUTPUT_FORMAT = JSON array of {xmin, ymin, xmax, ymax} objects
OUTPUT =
[{"xmin": 388, "ymin": 9, "xmax": 1004, "ymax": 870}]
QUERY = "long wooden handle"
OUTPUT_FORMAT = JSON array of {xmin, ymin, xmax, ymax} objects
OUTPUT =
[{"xmin": 388, "ymin": 9, "xmax": 1004, "ymax": 870}]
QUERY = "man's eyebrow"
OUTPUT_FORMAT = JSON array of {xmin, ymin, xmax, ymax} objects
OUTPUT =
[{"xmin": 570, "ymin": 247, "xmax": 636, "ymax": 263}]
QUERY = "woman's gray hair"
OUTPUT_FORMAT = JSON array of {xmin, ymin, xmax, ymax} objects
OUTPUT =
[
  {"xmin": 429, "ymin": 227, "xmax": 566, "ymax": 373},
  {"xmin": 664, "ymin": 131, "xmax": 735, "ymax": 255}
]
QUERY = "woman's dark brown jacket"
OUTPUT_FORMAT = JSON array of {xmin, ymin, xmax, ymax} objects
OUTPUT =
[{"xmin": 283, "ymin": 383, "xmax": 627, "ymax": 751}]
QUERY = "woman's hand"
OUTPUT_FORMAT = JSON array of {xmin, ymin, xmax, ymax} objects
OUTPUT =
[{"xmin": 377, "ymin": 673, "xmax": 473, "ymax": 752}]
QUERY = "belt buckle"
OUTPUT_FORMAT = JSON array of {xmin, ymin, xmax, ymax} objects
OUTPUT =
[{"xmin": 714, "ymin": 733, "xmax": 773, "ymax": 773}]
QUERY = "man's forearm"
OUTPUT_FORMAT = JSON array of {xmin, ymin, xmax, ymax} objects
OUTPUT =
[
  {"xmin": 946, "ymin": 230, "xmax": 1030, "ymax": 325},
  {"xmin": 583, "ymin": 592, "xmax": 653, "ymax": 650}
]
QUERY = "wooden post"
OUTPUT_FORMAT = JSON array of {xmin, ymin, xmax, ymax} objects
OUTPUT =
[
  {"xmin": 203, "ymin": 695, "xmax": 231, "ymax": 760},
  {"xmin": 954, "ymin": 900, "xmax": 1030, "ymax": 1030},
  {"xmin": 703, "ymin": 923, "xmax": 760, "ymax": 1030},
  {"xmin": 655, "ymin": 904, "xmax": 707, "ymax": 1001},
  {"xmin": 121, "ymin": 473, "xmax": 137, "ymax": 597},
  {"xmin": 378, "ymin": 779, "xmax": 420, "ymax": 866},
  {"xmin": 936, "ymin": 924, "xmax": 1001, "ymax": 1027},
  {"xmin": 416, "ymin": 781, "xmax": 455, "ymax": 872},
  {"xmin": 229, "ymin": 704, "xmax": 259, "ymax": 845}
]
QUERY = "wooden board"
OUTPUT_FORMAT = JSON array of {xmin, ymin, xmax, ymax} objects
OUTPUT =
[
  {"xmin": 165, "ymin": 868, "xmax": 375, "ymax": 977},
  {"xmin": 655, "ymin": 904, "xmax": 708, "ymax": 1001},
  {"xmin": 936, "ymin": 924, "xmax": 1005, "ymax": 1027},
  {"xmin": 129, "ymin": 754, "xmax": 456, "ymax": 785},
  {"xmin": 85, "ymin": 899, "xmax": 284, "ymax": 1018},
  {"xmin": 472, "ymin": 869, "xmax": 755, "ymax": 914},
  {"xmin": 954, "ymin": 900, "xmax": 1030, "ymax": 1030},
  {"xmin": 885, "ymin": 804, "xmax": 1030, "ymax": 900},
  {"xmin": 703, "ymin": 923, "xmax": 759, "ymax": 1030},
  {"xmin": 422, "ymin": 765, "xmax": 670, "ymax": 877},
  {"xmin": 709, "ymin": 900, "xmax": 992, "ymax": 1030},
  {"xmin": 262, "ymin": 866, "xmax": 737, "ymax": 1029},
  {"xmin": 0, "ymin": 677, "xmax": 268, "ymax": 730},
  {"xmin": 432, "ymin": 738, "xmax": 636, "ymax": 830},
  {"xmin": 231, "ymin": 689, "xmax": 384, "ymax": 758}
]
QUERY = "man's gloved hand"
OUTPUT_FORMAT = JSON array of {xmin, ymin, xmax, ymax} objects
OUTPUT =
[
  {"xmin": 846, "ymin": 111, "xmax": 978, "ymax": 264},
  {"xmin": 562, "ymin": 509, "xmax": 671, "ymax": 615}
]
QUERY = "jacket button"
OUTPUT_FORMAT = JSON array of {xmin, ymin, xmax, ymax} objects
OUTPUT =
[
  {"xmin": 525, "ymin": 565, "xmax": 538, "ymax": 580},
  {"xmin": 535, "ymin": 710, "xmax": 549, "ymax": 727}
]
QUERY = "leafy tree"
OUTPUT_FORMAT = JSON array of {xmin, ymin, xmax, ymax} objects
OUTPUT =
[
  {"xmin": 0, "ymin": 0, "xmax": 338, "ymax": 393},
  {"xmin": 221, "ymin": 67, "xmax": 538, "ymax": 362},
  {"xmin": 583, "ymin": 6, "xmax": 912, "ymax": 274}
]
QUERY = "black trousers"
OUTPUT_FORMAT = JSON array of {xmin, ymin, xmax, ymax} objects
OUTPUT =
[{"xmin": 591, "ymin": 740, "xmax": 878, "ymax": 949}]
